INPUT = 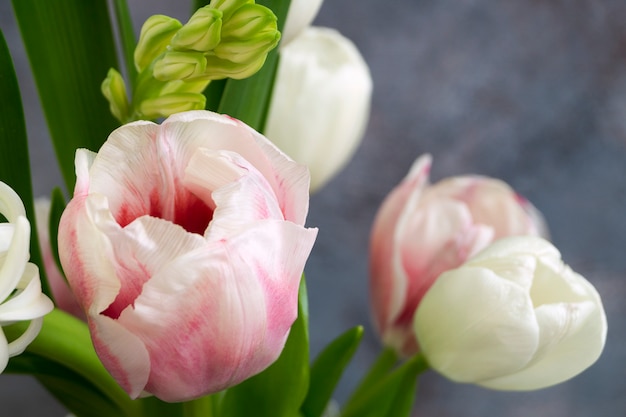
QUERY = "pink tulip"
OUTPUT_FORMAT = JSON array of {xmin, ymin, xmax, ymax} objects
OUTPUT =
[
  {"xmin": 58, "ymin": 111, "xmax": 318, "ymax": 401},
  {"xmin": 370, "ymin": 154, "xmax": 547, "ymax": 357}
]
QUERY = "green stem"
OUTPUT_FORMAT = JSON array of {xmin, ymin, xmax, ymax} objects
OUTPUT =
[
  {"xmin": 182, "ymin": 395, "xmax": 216, "ymax": 417},
  {"xmin": 4, "ymin": 309, "xmax": 142, "ymax": 416}
]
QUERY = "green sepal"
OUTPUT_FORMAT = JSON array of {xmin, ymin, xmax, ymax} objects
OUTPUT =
[
  {"xmin": 0, "ymin": 28, "xmax": 50, "ymax": 299},
  {"xmin": 301, "ymin": 326, "xmax": 363, "ymax": 417},
  {"xmin": 219, "ymin": 277, "xmax": 310, "ymax": 417},
  {"xmin": 11, "ymin": 0, "xmax": 121, "ymax": 191},
  {"xmin": 341, "ymin": 354, "xmax": 428, "ymax": 417}
]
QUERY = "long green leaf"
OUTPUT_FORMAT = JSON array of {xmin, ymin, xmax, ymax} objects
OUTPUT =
[
  {"xmin": 11, "ymin": 0, "xmax": 120, "ymax": 191},
  {"xmin": 112, "ymin": 0, "xmax": 137, "ymax": 85},
  {"xmin": 3, "ymin": 309, "xmax": 142, "ymax": 417},
  {"xmin": 219, "ymin": 278, "xmax": 310, "ymax": 417},
  {"xmin": 48, "ymin": 187, "xmax": 67, "ymax": 279},
  {"xmin": 344, "ymin": 347, "xmax": 398, "ymax": 410},
  {"xmin": 6, "ymin": 353, "xmax": 123, "ymax": 417},
  {"xmin": 0, "ymin": 29, "xmax": 50, "ymax": 298},
  {"xmin": 302, "ymin": 326, "xmax": 363, "ymax": 417}
]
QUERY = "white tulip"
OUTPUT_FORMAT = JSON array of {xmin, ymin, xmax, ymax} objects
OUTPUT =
[
  {"xmin": 0, "ymin": 182, "xmax": 53, "ymax": 372},
  {"xmin": 281, "ymin": 0, "xmax": 323, "ymax": 46},
  {"xmin": 413, "ymin": 236, "xmax": 607, "ymax": 390},
  {"xmin": 266, "ymin": 26, "xmax": 372, "ymax": 192}
]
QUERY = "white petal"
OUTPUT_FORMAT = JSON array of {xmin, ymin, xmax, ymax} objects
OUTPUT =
[
  {"xmin": 266, "ymin": 27, "xmax": 372, "ymax": 192},
  {"xmin": 414, "ymin": 266, "xmax": 539, "ymax": 383},
  {"xmin": 0, "ymin": 263, "xmax": 53, "ymax": 322},
  {"xmin": 0, "ymin": 217, "xmax": 29, "ymax": 303}
]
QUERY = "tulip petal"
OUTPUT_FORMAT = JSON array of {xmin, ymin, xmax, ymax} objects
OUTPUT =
[
  {"xmin": 370, "ymin": 155, "xmax": 431, "ymax": 339},
  {"xmin": 90, "ymin": 315, "xmax": 151, "ymax": 399},
  {"xmin": 117, "ymin": 220, "xmax": 317, "ymax": 401},
  {"xmin": 162, "ymin": 111, "xmax": 310, "ymax": 225},
  {"xmin": 414, "ymin": 266, "xmax": 539, "ymax": 383}
]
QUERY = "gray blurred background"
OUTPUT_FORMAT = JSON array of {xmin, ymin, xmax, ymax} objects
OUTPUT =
[{"xmin": 2, "ymin": 0, "xmax": 626, "ymax": 416}]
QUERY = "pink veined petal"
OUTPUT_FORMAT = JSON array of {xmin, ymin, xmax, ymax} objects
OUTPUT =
[
  {"xmin": 58, "ymin": 193, "xmax": 121, "ymax": 317},
  {"xmin": 117, "ymin": 220, "xmax": 317, "ymax": 401},
  {"xmin": 73, "ymin": 149, "xmax": 97, "ymax": 197},
  {"xmin": 89, "ymin": 315, "xmax": 151, "ymax": 399},
  {"xmin": 162, "ymin": 111, "xmax": 311, "ymax": 225},
  {"xmin": 369, "ymin": 154, "xmax": 431, "ymax": 341},
  {"xmin": 103, "ymin": 215, "xmax": 206, "ymax": 319}
]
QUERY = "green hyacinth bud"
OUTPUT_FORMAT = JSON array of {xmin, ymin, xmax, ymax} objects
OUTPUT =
[
  {"xmin": 134, "ymin": 15, "xmax": 182, "ymax": 72},
  {"xmin": 139, "ymin": 93, "xmax": 206, "ymax": 119},
  {"xmin": 215, "ymin": 4, "xmax": 280, "ymax": 64},
  {"xmin": 101, "ymin": 68, "xmax": 130, "ymax": 122},
  {"xmin": 210, "ymin": 0, "xmax": 252, "ymax": 20},
  {"xmin": 153, "ymin": 51, "xmax": 208, "ymax": 81},
  {"xmin": 170, "ymin": 7, "xmax": 223, "ymax": 52}
]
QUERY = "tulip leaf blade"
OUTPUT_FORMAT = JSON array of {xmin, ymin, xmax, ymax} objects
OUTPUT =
[
  {"xmin": 6, "ymin": 353, "xmax": 124, "ymax": 417},
  {"xmin": 341, "ymin": 354, "xmax": 428, "ymax": 417},
  {"xmin": 48, "ymin": 187, "xmax": 67, "ymax": 280},
  {"xmin": 302, "ymin": 326, "xmax": 363, "ymax": 417},
  {"xmin": 3, "ymin": 309, "xmax": 142, "ymax": 416},
  {"xmin": 11, "ymin": 0, "xmax": 120, "ymax": 191},
  {"xmin": 0, "ymin": 28, "xmax": 50, "ymax": 298},
  {"xmin": 220, "ymin": 277, "xmax": 310, "ymax": 417}
]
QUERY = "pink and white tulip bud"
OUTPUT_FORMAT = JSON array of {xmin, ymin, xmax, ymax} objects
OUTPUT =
[
  {"xmin": 370, "ymin": 154, "xmax": 548, "ymax": 356},
  {"xmin": 280, "ymin": 0, "xmax": 323, "ymax": 46},
  {"xmin": 265, "ymin": 27, "xmax": 372, "ymax": 192},
  {"xmin": 414, "ymin": 236, "xmax": 607, "ymax": 390},
  {"xmin": 58, "ymin": 110, "xmax": 318, "ymax": 401},
  {"xmin": 0, "ymin": 183, "xmax": 53, "ymax": 372}
]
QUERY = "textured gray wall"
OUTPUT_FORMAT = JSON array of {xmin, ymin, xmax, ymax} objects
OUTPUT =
[{"xmin": 1, "ymin": 0, "xmax": 626, "ymax": 416}]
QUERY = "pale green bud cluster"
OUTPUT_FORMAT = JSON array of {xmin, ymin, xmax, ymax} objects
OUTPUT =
[{"xmin": 102, "ymin": 1, "xmax": 280, "ymax": 122}]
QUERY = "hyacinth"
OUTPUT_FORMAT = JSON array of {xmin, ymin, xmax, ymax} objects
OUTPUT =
[{"xmin": 0, "ymin": 182, "xmax": 53, "ymax": 372}]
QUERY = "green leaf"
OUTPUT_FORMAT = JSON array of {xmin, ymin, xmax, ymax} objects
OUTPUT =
[
  {"xmin": 48, "ymin": 187, "xmax": 67, "ymax": 279},
  {"xmin": 220, "ymin": 277, "xmax": 310, "ymax": 417},
  {"xmin": 344, "ymin": 347, "xmax": 397, "ymax": 409},
  {"xmin": 3, "ymin": 309, "xmax": 142, "ymax": 417},
  {"xmin": 302, "ymin": 326, "xmax": 363, "ymax": 417},
  {"xmin": 6, "ymin": 353, "xmax": 123, "ymax": 417},
  {"xmin": 11, "ymin": 0, "xmax": 121, "ymax": 191},
  {"xmin": 111, "ymin": 0, "xmax": 137, "ymax": 85},
  {"xmin": 217, "ymin": 0, "xmax": 292, "ymax": 132},
  {"xmin": 0, "ymin": 28, "xmax": 51, "ymax": 298},
  {"xmin": 341, "ymin": 354, "xmax": 428, "ymax": 417}
]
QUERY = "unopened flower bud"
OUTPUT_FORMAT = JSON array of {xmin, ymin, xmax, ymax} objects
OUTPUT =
[
  {"xmin": 153, "ymin": 52, "xmax": 208, "ymax": 81},
  {"xmin": 134, "ymin": 15, "xmax": 183, "ymax": 72},
  {"xmin": 215, "ymin": 4, "xmax": 279, "ymax": 64},
  {"xmin": 139, "ymin": 93, "xmax": 206, "ymax": 119},
  {"xmin": 210, "ymin": 0, "xmax": 252, "ymax": 20},
  {"xmin": 203, "ymin": 54, "xmax": 266, "ymax": 80},
  {"xmin": 101, "ymin": 68, "xmax": 130, "ymax": 123},
  {"xmin": 170, "ymin": 7, "xmax": 223, "ymax": 52}
]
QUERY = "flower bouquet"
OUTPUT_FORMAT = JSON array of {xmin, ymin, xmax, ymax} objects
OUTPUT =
[{"xmin": 0, "ymin": 0, "xmax": 607, "ymax": 416}]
